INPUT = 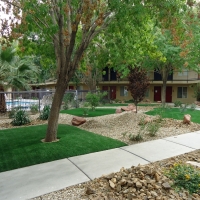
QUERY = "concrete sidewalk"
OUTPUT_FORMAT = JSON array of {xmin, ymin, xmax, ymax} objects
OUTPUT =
[{"xmin": 0, "ymin": 131, "xmax": 199, "ymax": 200}]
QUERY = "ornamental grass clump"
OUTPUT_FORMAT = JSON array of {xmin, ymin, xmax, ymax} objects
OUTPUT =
[
  {"xmin": 165, "ymin": 163, "xmax": 200, "ymax": 194},
  {"xmin": 147, "ymin": 122, "xmax": 160, "ymax": 137}
]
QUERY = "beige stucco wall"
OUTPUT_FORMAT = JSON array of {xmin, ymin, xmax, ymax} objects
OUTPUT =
[
  {"xmin": 34, "ymin": 81, "xmax": 198, "ymax": 104},
  {"xmin": 172, "ymin": 85, "xmax": 196, "ymax": 103},
  {"xmin": 146, "ymin": 84, "xmax": 196, "ymax": 103}
]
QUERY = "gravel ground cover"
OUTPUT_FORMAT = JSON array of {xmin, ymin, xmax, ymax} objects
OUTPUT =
[
  {"xmin": 1, "ymin": 106, "xmax": 199, "ymax": 199},
  {"xmin": 1, "ymin": 106, "xmax": 200, "ymax": 146},
  {"xmin": 32, "ymin": 150, "xmax": 200, "ymax": 200}
]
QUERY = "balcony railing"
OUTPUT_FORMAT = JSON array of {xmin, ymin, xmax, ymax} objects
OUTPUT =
[{"xmin": 101, "ymin": 71, "xmax": 200, "ymax": 82}]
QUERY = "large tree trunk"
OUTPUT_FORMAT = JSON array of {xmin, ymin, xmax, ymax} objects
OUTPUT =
[
  {"xmin": 161, "ymin": 68, "xmax": 168, "ymax": 106},
  {"xmin": 45, "ymin": 77, "xmax": 67, "ymax": 142},
  {"xmin": 0, "ymin": 86, "xmax": 7, "ymax": 113},
  {"xmin": 161, "ymin": 78, "xmax": 167, "ymax": 106},
  {"xmin": 135, "ymin": 102, "xmax": 138, "ymax": 113}
]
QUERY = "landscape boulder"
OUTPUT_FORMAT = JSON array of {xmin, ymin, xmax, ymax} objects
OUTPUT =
[
  {"xmin": 194, "ymin": 101, "xmax": 200, "ymax": 106},
  {"xmin": 71, "ymin": 116, "xmax": 86, "ymax": 126},
  {"xmin": 183, "ymin": 114, "xmax": 191, "ymax": 124},
  {"xmin": 121, "ymin": 106, "xmax": 131, "ymax": 111},
  {"xmin": 121, "ymin": 104, "xmax": 136, "ymax": 112},
  {"xmin": 115, "ymin": 108, "xmax": 122, "ymax": 114}
]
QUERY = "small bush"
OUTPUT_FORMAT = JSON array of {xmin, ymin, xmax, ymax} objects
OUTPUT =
[
  {"xmin": 155, "ymin": 107, "xmax": 164, "ymax": 123},
  {"xmin": 63, "ymin": 103, "xmax": 69, "ymax": 110},
  {"xmin": 8, "ymin": 106, "xmax": 23, "ymax": 119},
  {"xmin": 114, "ymin": 99, "xmax": 120, "ymax": 103},
  {"xmin": 129, "ymin": 133, "xmax": 143, "ymax": 141},
  {"xmin": 147, "ymin": 122, "xmax": 160, "ymax": 137},
  {"xmin": 11, "ymin": 110, "xmax": 30, "ymax": 126},
  {"xmin": 63, "ymin": 93, "xmax": 75, "ymax": 110},
  {"xmin": 39, "ymin": 105, "xmax": 51, "ymax": 120},
  {"xmin": 138, "ymin": 118, "xmax": 147, "ymax": 132},
  {"xmin": 180, "ymin": 103, "xmax": 188, "ymax": 113},
  {"xmin": 163, "ymin": 103, "xmax": 171, "ymax": 109},
  {"xmin": 190, "ymin": 103, "xmax": 196, "ymax": 111},
  {"xmin": 174, "ymin": 101, "xmax": 182, "ymax": 107},
  {"xmin": 121, "ymin": 132, "xmax": 127, "ymax": 137},
  {"xmin": 165, "ymin": 163, "xmax": 200, "ymax": 194},
  {"xmin": 8, "ymin": 108, "xmax": 17, "ymax": 119},
  {"xmin": 100, "ymin": 98, "xmax": 107, "ymax": 105},
  {"xmin": 86, "ymin": 90, "xmax": 107, "ymax": 111},
  {"xmin": 30, "ymin": 104, "xmax": 39, "ymax": 114},
  {"xmin": 82, "ymin": 102, "xmax": 90, "ymax": 116},
  {"xmin": 82, "ymin": 108, "xmax": 89, "ymax": 116}
]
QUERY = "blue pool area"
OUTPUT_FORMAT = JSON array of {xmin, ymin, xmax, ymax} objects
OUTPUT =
[
  {"xmin": 6, "ymin": 100, "xmax": 39, "ymax": 110},
  {"xmin": 6, "ymin": 101, "xmax": 32, "ymax": 106}
]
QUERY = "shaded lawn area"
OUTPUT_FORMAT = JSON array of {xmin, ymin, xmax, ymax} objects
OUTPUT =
[
  {"xmin": 145, "ymin": 107, "xmax": 200, "ymax": 124},
  {"xmin": 0, "ymin": 124, "xmax": 126, "ymax": 172},
  {"xmin": 60, "ymin": 108, "xmax": 116, "ymax": 117}
]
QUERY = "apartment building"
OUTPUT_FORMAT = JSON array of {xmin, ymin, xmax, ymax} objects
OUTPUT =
[
  {"xmin": 97, "ymin": 67, "xmax": 199, "ymax": 104},
  {"xmin": 34, "ymin": 67, "xmax": 199, "ymax": 104}
]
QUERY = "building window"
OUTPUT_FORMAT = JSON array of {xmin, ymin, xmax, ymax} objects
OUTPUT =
[
  {"xmin": 120, "ymin": 86, "xmax": 128, "ymax": 96},
  {"xmin": 177, "ymin": 87, "xmax": 187, "ymax": 98}
]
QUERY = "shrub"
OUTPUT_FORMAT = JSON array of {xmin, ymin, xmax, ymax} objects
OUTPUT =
[
  {"xmin": 8, "ymin": 106, "xmax": 23, "ymax": 119},
  {"xmin": 190, "ymin": 103, "xmax": 196, "ymax": 111},
  {"xmin": 39, "ymin": 105, "xmax": 51, "ymax": 120},
  {"xmin": 30, "ymin": 104, "xmax": 39, "ymax": 114},
  {"xmin": 138, "ymin": 116, "xmax": 146, "ymax": 126},
  {"xmin": 114, "ymin": 99, "xmax": 120, "ymax": 103},
  {"xmin": 11, "ymin": 110, "xmax": 30, "ymax": 126},
  {"xmin": 100, "ymin": 98, "xmax": 107, "ymax": 105},
  {"xmin": 155, "ymin": 107, "xmax": 165, "ymax": 123},
  {"xmin": 8, "ymin": 108, "xmax": 17, "ymax": 119},
  {"xmin": 86, "ymin": 90, "xmax": 107, "ymax": 111},
  {"xmin": 165, "ymin": 163, "xmax": 200, "ymax": 194},
  {"xmin": 147, "ymin": 122, "xmax": 160, "ymax": 137},
  {"xmin": 162, "ymin": 103, "xmax": 171, "ymax": 110},
  {"xmin": 129, "ymin": 133, "xmax": 143, "ymax": 141},
  {"xmin": 174, "ymin": 100, "xmax": 182, "ymax": 107},
  {"xmin": 180, "ymin": 103, "xmax": 188, "ymax": 113},
  {"xmin": 63, "ymin": 93, "xmax": 75, "ymax": 110},
  {"xmin": 82, "ymin": 102, "xmax": 90, "ymax": 116}
]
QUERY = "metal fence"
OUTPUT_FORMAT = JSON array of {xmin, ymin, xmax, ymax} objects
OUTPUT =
[{"xmin": 0, "ymin": 89, "xmax": 110, "ymax": 115}]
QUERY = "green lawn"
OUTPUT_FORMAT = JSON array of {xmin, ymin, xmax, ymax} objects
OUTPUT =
[
  {"xmin": 145, "ymin": 107, "xmax": 200, "ymax": 124},
  {"xmin": 103, "ymin": 103, "xmax": 129, "ymax": 107},
  {"xmin": 60, "ymin": 108, "xmax": 116, "ymax": 117},
  {"xmin": 103, "ymin": 103, "xmax": 159, "ymax": 107},
  {"xmin": 0, "ymin": 124, "xmax": 126, "ymax": 172}
]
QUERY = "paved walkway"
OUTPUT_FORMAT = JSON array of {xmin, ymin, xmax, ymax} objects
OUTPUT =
[{"xmin": 0, "ymin": 131, "xmax": 199, "ymax": 200}]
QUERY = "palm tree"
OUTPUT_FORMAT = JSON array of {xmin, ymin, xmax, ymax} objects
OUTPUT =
[{"xmin": 0, "ymin": 40, "xmax": 39, "ymax": 113}]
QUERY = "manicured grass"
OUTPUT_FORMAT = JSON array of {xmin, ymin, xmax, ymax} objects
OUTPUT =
[
  {"xmin": 138, "ymin": 103, "xmax": 159, "ymax": 107},
  {"xmin": 103, "ymin": 103, "xmax": 129, "ymax": 106},
  {"xmin": 146, "ymin": 107, "xmax": 200, "ymax": 124},
  {"xmin": 0, "ymin": 124, "xmax": 126, "ymax": 172},
  {"xmin": 103, "ymin": 103, "xmax": 159, "ymax": 107},
  {"xmin": 60, "ymin": 108, "xmax": 116, "ymax": 117}
]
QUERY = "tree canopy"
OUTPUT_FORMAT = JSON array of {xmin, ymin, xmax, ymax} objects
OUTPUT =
[{"xmin": 0, "ymin": 0, "xmax": 194, "ymax": 142}]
